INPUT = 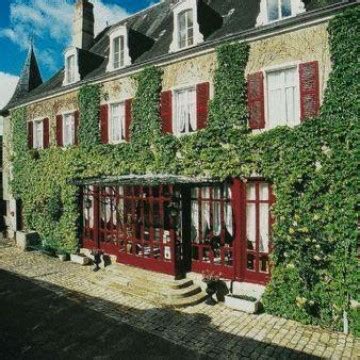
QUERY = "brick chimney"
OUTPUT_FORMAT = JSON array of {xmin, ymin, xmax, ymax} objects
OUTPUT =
[{"xmin": 73, "ymin": 0, "xmax": 94, "ymax": 50}]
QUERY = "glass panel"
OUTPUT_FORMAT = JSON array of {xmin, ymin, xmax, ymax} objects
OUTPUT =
[
  {"xmin": 247, "ymin": 254, "xmax": 255, "ymax": 271},
  {"xmin": 67, "ymin": 55, "xmax": 75, "ymax": 83},
  {"xmin": 113, "ymin": 36, "xmax": 124, "ymax": 69},
  {"xmin": 267, "ymin": 0, "xmax": 279, "ymax": 21},
  {"xmin": 247, "ymin": 183, "xmax": 256, "ymax": 201},
  {"xmin": 246, "ymin": 203, "xmax": 256, "ymax": 250},
  {"xmin": 259, "ymin": 203, "xmax": 269, "ymax": 253},
  {"xmin": 281, "ymin": 0, "xmax": 292, "ymax": 17},
  {"xmin": 260, "ymin": 255, "xmax": 269, "ymax": 273},
  {"xmin": 175, "ymin": 87, "xmax": 196, "ymax": 135},
  {"xmin": 63, "ymin": 114, "xmax": 75, "ymax": 146},
  {"xmin": 110, "ymin": 102, "xmax": 125, "ymax": 143},
  {"xmin": 259, "ymin": 183, "xmax": 269, "ymax": 201}
]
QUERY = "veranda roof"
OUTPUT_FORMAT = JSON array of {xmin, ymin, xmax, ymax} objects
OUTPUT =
[{"xmin": 71, "ymin": 174, "xmax": 220, "ymax": 187}]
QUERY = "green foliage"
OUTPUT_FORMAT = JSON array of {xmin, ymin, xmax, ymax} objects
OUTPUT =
[
  {"xmin": 10, "ymin": 7, "xmax": 359, "ymax": 334},
  {"xmin": 78, "ymin": 84, "xmax": 101, "ymax": 146}
]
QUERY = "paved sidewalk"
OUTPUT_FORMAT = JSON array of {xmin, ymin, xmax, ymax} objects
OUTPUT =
[{"xmin": 0, "ymin": 241, "xmax": 359, "ymax": 359}]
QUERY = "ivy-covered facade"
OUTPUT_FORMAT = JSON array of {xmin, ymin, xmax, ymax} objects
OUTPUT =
[{"xmin": 1, "ymin": 0, "xmax": 359, "ymax": 335}]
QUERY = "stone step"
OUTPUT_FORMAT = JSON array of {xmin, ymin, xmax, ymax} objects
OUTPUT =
[
  {"xmin": 106, "ymin": 280, "xmax": 206, "ymax": 308},
  {"xmin": 106, "ymin": 275, "xmax": 202, "ymax": 299}
]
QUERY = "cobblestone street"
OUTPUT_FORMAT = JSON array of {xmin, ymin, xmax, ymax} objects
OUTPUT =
[{"xmin": 0, "ymin": 241, "xmax": 359, "ymax": 360}]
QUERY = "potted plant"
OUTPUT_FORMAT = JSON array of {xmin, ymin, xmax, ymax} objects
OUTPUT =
[
  {"xmin": 202, "ymin": 271, "xmax": 229, "ymax": 304},
  {"xmin": 224, "ymin": 293, "xmax": 260, "ymax": 314}
]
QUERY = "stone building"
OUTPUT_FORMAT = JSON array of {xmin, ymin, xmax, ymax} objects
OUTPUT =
[{"xmin": 0, "ymin": 0, "xmax": 358, "ymax": 302}]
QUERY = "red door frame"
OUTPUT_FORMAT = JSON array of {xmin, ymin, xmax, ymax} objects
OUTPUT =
[{"xmin": 81, "ymin": 184, "xmax": 179, "ymax": 277}]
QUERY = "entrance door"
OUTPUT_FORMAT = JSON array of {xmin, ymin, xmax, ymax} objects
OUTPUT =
[
  {"xmin": 189, "ymin": 184, "xmax": 236, "ymax": 279},
  {"xmin": 242, "ymin": 181, "xmax": 274, "ymax": 284}
]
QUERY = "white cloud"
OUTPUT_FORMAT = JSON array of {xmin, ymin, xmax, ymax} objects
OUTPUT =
[
  {"xmin": 0, "ymin": 0, "xmax": 130, "ymax": 72},
  {"xmin": 0, "ymin": 72, "xmax": 19, "ymax": 109}
]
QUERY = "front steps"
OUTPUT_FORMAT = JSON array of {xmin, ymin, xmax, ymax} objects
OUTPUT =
[{"xmin": 79, "ymin": 248, "xmax": 207, "ymax": 308}]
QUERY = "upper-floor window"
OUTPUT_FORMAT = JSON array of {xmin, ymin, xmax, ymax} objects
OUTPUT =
[
  {"xmin": 63, "ymin": 113, "xmax": 76, "ymax": 147},
  {"xmin": 178, "ymin": 9, "xmax": 194, "ymax": 49},
  {"xmin": 256, "ymin": 0, "xmax": 305, "ymax": 27},
  {"xmin": 109, "ymin": 102, "xmax": 125, "ymax": 144},
  {"xmin": 66, "ymin": 55, "xmax": 76, "ymax": 84},
  {"xmin": 107, "ymin": 26, "xmax": 131, "ymax": 72},
  {"xmin": 267, "ymin": 0, "xmax": 292, "ymax": 22},
  {"xmin": 33, "ymin": 120, "xmax": 44, "ymax": 149},
  {"xmin": 113, "ymin": 36, "xmax": 125, "ymax": 70},
  {"xmin": 174, "ymin": 87, "xmax": 197, "ymax": 135},
  {"xmin": 267, "ymin": 67, "xmax": 299, "ymax": 128}
]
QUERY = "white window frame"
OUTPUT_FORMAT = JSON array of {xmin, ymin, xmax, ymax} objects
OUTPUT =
[
  {"xmin": 63, "ymin": 47, "xmax": 80, "ymax": 86},
  {"xmin": 62, "ymin": 112, "xmax": 76, "ymax": 147},
  {"xmin": 33, "ymin": 118, "xmax": 44, "ymax": 149},
  {"xmin": 106, "ymin": 26, "xmax": 131, "ymax": 72},
  {"xmin": 172, "ymin": 85, "xmax": 197, "ymax": 136},
  {"xmin": 256, "ymin": 0, "xmax": 305, "ymax": 27},
  {"xmin": 263, "ymin": 62, "xmax": 301, "ymax": 130},
  {"xmin": 169, "ymin": 0, "xmax": 204, "ymax": 53},
  {"xmin": 108, "ymin": 101, "xmax": 126, "ymax": 144}
]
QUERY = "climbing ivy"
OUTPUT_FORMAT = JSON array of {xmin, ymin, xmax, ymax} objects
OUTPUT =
[
  {"xmin": 10, "ymin": 6, "xmax": 359, "ymax": 334},
  {"xmin": 78, "ymin": 84, "xmax": 101, "ymax": 147}
]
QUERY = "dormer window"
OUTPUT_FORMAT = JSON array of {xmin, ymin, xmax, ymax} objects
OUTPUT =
[
  {"xmin": 107, "ymin": 26, "xmax": 131, "ymax": 72},
  {"xmin": 267, "ymin": 0, "xmax": 292, "ymax": 22},
  {"xmin": 66, "ymin": 55, "xmax": 76, "ymax": 84},
  {"xmin": 170, "ymin": 0, "xmax": 204, "ymax": 53},
  {"xmin": 63, "ymin": 47, "xmax": 80, "ymax": 86},
  {"xmin": 113, "ymin": 36, "xmax": 125, "ymax": 69},
  {"xmin": 256, "ymin": 0, "xmax": 305, "ymax": 27},
  {"xmin": 178, "ymin": 9, "xmax": 194, "ymax": 49}
]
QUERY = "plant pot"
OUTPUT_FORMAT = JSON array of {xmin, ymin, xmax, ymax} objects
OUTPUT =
[
  {"xmin": 224, "ymin": 294, "xmax": 260, "ymax": 314},
  {"xmin": 57, "ymin": 253, "xmax": 69, "ymax": 262}
]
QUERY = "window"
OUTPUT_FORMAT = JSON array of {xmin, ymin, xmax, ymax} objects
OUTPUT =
[
  {"xmin": 174, "ymin": 87, "xmax": 196, "ymax": 135},
  {"xmin": 106, "ymin": 26, "xmax": 131, "ymax": 72},
  {"xmin": 178, "ymin": 9, "xmax": 194, "ymax": 49},
  {"xmin": 109, "ymin": 102, "xmax": 125, "ymax": 144},
  {"xmin": 266, "ymin": 67, "xmax": 299, "ymax": 128},
  {"xmin": 267, "ymin": 0, "xmax": 292, "ymax": 22},
  {"xmin": 63, "ymin": 113, "xmax": 75, "ymax": 147},
  {"xmin": 66, "ymin": 55, "xmax": 76, "ymax": 84},
  {"xmin": 33, "ymin": 120, "xmax": 44, "ymax": 149},
  {"xmin": 113, "ymin": 36, "xmax": 124, "ymax": 69}
]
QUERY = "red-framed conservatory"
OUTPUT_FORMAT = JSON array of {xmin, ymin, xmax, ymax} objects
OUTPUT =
[{"xmin": 77, "ymin": 175, "xmax": 275, "ymax": 285}]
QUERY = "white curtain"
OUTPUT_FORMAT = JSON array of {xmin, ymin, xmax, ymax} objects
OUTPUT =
[
  {"xmin": 212, "ymin": 187, "xmax": 221, "ymax": 236},
  {"xmin": 175, "ymin": 88, "xmax": 196, "ymax": 134},
  {"xmin": 191, "ymin": 188, "xmax": 199, "ymax": 243},
  {"xmin": 201, "ymin": 187, "xmax": 210, "ymax": 236},
  {"xmin": 259, "ymin": 203, "xmax": 269, "ymax": 253},
  {"xmin": 224, "ymin": 185, "xmax": 233, "ymax": 236},
  {"xmin": 246, "ymin": 203, "xmax": 256, "ymax": 250}
]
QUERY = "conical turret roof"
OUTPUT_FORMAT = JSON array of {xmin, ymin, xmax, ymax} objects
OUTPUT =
[{"xmin": 1, "ymin": 44, "xmax": 42, "ymax": 114}]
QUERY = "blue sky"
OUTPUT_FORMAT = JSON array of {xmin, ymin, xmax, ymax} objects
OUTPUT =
[{"xmin": 0, "ymin": 0, "xmax": 159, "ymax": 109}]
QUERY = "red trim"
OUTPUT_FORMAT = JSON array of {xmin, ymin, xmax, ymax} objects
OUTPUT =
[
  {"xmin": 299, "ymin": 61, "xmax": 320, "ymax": 121},
  {"xmin": 196, "ymin": 82, "xmax": 210, "ymax": 130},
  {"xmin": 74, "ymin": 110, "xmax": 80, "ymax": 145},
  {"xmin": 247, "ymin": 72, "xmax": 265, "ymax": 130},
  {"xmin": 27, "ymin": 121, "xmax": 33, "ymax": 149},
  {"xmin": 100, "ymin": 104, "xmax": 109, "ymax": 144},
  {"xmin": 125, "ymin": 98, "xmax": 133, "ymax": 142},
  {"xmin": 160, "ymin": 91, "xmax": 173, "ymax": 134},
  {"xmin": 56, "ymin": 115, "xmax": 63, "ymax": 147},
  {"xmin": 43, "ymin": 118, "xmax": 50, "ymax": 149}
]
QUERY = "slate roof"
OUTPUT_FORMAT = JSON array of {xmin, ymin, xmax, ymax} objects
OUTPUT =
[{"xmin": 1, "ymin": 0, "xmax": 352, "ymax": 115}]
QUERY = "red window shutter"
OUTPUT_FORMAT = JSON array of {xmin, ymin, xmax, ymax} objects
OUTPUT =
[
  {"xmin": 247, "ymin": 72, "xmax": 265, "ymax": 130},
  {"xmin": 196, "ymin": 82, "xmax": 210, "ymax": 130},
  {"xmin": 125, "ymin": 99, "xmax": 133, "ymax": 142},
  {"xmin": 299, "ymin": 61, "xmax": 320, "ymax": 121},
  {"xmin": 27, "ymin": 122, "xmax": 33, "ymax": 149},
  {"xmin": 160, "ymin": 91, "xmax": 173, "ymax": 134},
  {"xmin": 43, "ymin": 118, "xmax": 50, "ymax": 148},
  {"xmin": 56, "ymin": 114, "xmax": 63, "ymax": 147},
  {"xmin": 74, "ymin": 110, "xmax": 80, "ymax": 145},
  {"xmin": 100, "ymin": 104, "xmax": 109, "ymax": 144}
]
